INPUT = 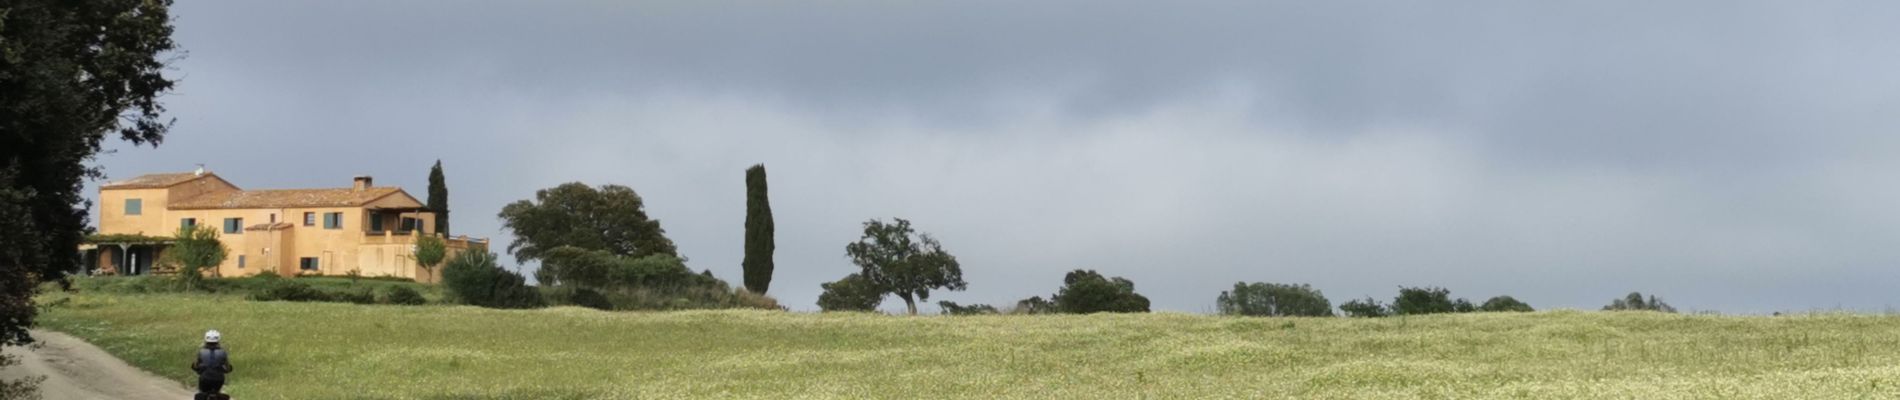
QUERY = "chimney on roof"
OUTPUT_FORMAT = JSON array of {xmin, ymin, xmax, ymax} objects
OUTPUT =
[{"xmin": 353, "ymin": 175, "xmax": 373, "ymax": 191}]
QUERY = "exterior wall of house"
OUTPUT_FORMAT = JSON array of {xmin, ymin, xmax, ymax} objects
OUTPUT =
[
  {"xmin": 226, "ymin": 225, "xmax": 294, "ymax": 278},
  {"xmin": 97, "ymin": 175, "xmax": 241, "ymax": 237},
  {"xmin": 98, "ymin": 188, "xmax": 174, "ymax": 236},
  {"xmin": 163, "ymin": 207, "xmax": 286, "ymax": 275},
  {"xmin": 192, "ymin": 206, "xmax": 466, "ymax": 281},
  {"xmin": 98, "ymin": 180, "xmax": 477, "ymax": 282}
]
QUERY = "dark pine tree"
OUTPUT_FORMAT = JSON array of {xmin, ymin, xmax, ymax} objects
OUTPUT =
[
  {"xmin": 428, "ymin": 160, "xmax": 449, "ymax": 235},
  {"xmin": 742, "ymin": 164, "xmax": 775, "ymax": 293}
]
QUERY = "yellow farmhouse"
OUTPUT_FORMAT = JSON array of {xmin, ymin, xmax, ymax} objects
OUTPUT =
[{"xmin": 81, "ymin": 169, "xmax": 485, "ymax": 282}]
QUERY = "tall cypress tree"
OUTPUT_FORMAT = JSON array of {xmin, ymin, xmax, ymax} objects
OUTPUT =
[
  {"xmin": 428, "ymin": 160, "xmax": 450, "ymax": 235},
  {"xmin": 742, "ymin": 164, "xmax": 775, "ymax": 293}
]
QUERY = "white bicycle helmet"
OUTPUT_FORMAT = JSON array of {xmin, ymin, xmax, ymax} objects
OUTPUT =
[{"xmin": 204, "ymin": 329, "xmax": 221, "ymax": 344}]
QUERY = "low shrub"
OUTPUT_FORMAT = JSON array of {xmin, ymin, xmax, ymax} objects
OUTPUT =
[
  {"xmin": 544, "ymin": 287, "xmax": 613, "ymax": 310},
  {"xmin": 381, "ymin": 286, "xmax": 428, "ymax": 305},
  {"xmin": 588, "ymin": 286, "xmax": 780, "ymax": 311},
  {"xmin": 336, "ymin": 287, "xmax": 378, "ymax": 305},
  {"xmin": 249, "ymin": 279, "xmax": 332, "ymax": 302},
  {"xmin": 443, "ymin": 251, "xmax": 543, "ymax": 309},
  {"xmin": 733, "ymin": 289, "xmax": 782, "ymax": 310},
  {"xmin": 70, "ymin": 274, "xmax": 439, "ymax": 306},
  {"xmin": 938, "ymin": 301, "xmax": 999, "ymax": 315}
]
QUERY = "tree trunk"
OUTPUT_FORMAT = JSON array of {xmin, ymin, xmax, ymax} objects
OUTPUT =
[{"xmin": 900, "ymin": 294, "xmax": 918, "ymax": 315}]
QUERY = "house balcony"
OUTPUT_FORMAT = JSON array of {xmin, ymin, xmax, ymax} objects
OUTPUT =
[{"xmin": 362, "ymin": 230, "xmax": 489, "ymax": 250}]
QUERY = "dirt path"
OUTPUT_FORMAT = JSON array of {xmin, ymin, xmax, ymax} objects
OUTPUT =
[{"xmin": 0, "ymin": 330, "xmax": 194, "ymax": 400}]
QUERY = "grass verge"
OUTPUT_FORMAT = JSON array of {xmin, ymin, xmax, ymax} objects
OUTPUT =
[{"xmin": 33, "ymin": 292, "xmax": 1900, "ymax": 399}]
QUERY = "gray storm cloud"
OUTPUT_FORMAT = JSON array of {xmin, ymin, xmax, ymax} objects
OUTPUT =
[{"xmin": 88, "ymin": 1, "xmax": 1900, "ymax": 312}]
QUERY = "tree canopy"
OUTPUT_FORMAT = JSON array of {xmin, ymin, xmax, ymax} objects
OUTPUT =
[
  {"xmin": 498, "ymin": 182, "xmax": 678, "ymax": 264},
  {"xmin": 1603, "ymin": 292, "xmax": 1676, "ymax": 313},
  {"xmin": 1012, "ymin": 296, "xmax": 1058, "ymax": 314},
  {"xmin": 843, "ymin": 218, "xmax": 964, "ymax": 315},
  {"xmin": 1338, "ymin": 297, "xmax": 1389, "ymax": 318},
  {"xmin": 1216, "ymin": 281, "xmax": 1334, "ymax": 317},
  {"xmin": 1480, "ymin": 295, "xmax": 1535, "ymax": 312},
  {"xmin": 162, "ymin": 225, "xmax": 227, "ymax": 289},
  {"xmin": 1052, "ymin": 269, "xmax": 1150, "ymax": 313},
  {"xmin": 536, "ymin": 246, "xmax": 715, "ymax": 291},
  {"xmin": 742, "ymin": 164, "xmax": 774, "ymax": 294},
  {"xmin": 1391, "ymin": 286, "xmax": 1459, "ymax": 315},
  {"xmin": 816, "ymin": 273, "xmax": 883, "ymax": 312},
  {"xmin": 414, "ymin": 234, "xmax": 448, "ymax": 282},
  {"xmin": 0, "ymin": 0, "xmax": 179, "ymax": 350}
]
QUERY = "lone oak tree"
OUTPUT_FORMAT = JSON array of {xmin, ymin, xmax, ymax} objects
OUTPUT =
[
  {"xmin": 1216, "ymin": 281, "xmax": 1334, "ymax": 317},
  {"xmin": 1052, "ymin": 269, "xmax": 1150, "ymax": 313},
  {"xmin": 844, "ymin": 218, "xmax": 964, "ymax": 315}
]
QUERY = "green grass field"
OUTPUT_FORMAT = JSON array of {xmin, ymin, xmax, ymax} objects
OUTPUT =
[{"xmin": 32, "ymin": 292, "xmax": 1900, "ymax": 399}]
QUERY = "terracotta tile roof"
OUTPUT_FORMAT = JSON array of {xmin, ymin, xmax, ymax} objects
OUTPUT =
[
  {"xmin": 100, "ymin": 172, "xmax": 210, "ymax": 189},
  {"xmin": 170, "ymin": 187, "xmax": 404, "ymax": 210}
]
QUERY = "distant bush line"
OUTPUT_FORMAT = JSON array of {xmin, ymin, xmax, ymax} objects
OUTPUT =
[{"xmin": 59, "ymin": 273, "xmax": 439, "ymax": 306}]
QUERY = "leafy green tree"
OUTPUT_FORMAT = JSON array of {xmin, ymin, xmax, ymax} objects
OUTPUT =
[
  {"xmin": 1391, "ymin": 286, "xmax": 1457, "ymax": 315},
  {"xmin": 441, "ymin": 251, "xmax": 543, "ymax": 309},
  {"xmin": 1052, "ymin": 269, "xmax": 1150, "ymax": 313},
  {"xmin": 162, "ymin": 225, "xmax": 227, "ymax": 290},
  {"xmin": 1012, "ymin": 296, "xmax": 1057, "ymax": 314},
  {"xmin": 414, "ymin": 234, "xmax": 447, "ymax": 283},
  {"xmin": 0, "ymin": 0, "xmax": 178, "ymax": 359},
  {"xmin": 427, "ymin": 160, "xmax": 449, "ymax": 235},
  {"xmin": 1339, "ymin": 297, "xmax": 1389, "ymax": 318},
  {"xmin": 937, "ymin": 301, "xmax": 999, "ymax": 315},
  {"xmin": 817, "ymin": 273, "xmax": 883, "ymax": 312},
  {"xmin": 538, "ymin": 246, "xmax": 721, "ymax": 291},
  {"xmin": 1603, "ymin": 292, "xmax": 1676, "ymax": 313},
  {"xmin": 742, "ymin": 164, "xmax": 774, "ymax": 294},
  {"xmin": 498, "ymin": 182, "xmax": 678, "ymax": 264},
  {"xmin": 1480, "ymin": 295, "xmax": 1534, "ymax": 312},
  {"xmin": 844, "ymin": 218, "xmax": 964, "ymax": 315},
  {"xmin": 1452, "ymin": 298, "xmax": 1477, "ymax": 313},
  {"xmin": 1216, "ymin": 281, "xmax": 1334, "ymax": 317}
]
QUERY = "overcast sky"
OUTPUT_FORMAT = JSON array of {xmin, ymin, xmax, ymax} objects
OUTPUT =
[{"xmin": 86, "ymin": 1, "xmax": 1900, "ymax": 313}]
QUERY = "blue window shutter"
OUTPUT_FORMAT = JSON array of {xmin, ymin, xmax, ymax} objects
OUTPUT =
[{"xmin": 125, "ymin": 199, "xmax": 142, "ymax": 215}]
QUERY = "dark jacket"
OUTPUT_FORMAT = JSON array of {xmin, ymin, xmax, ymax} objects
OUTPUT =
[{"xmin": 191, "ymin": 344, "xmax": 234, "ymax": 381}]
